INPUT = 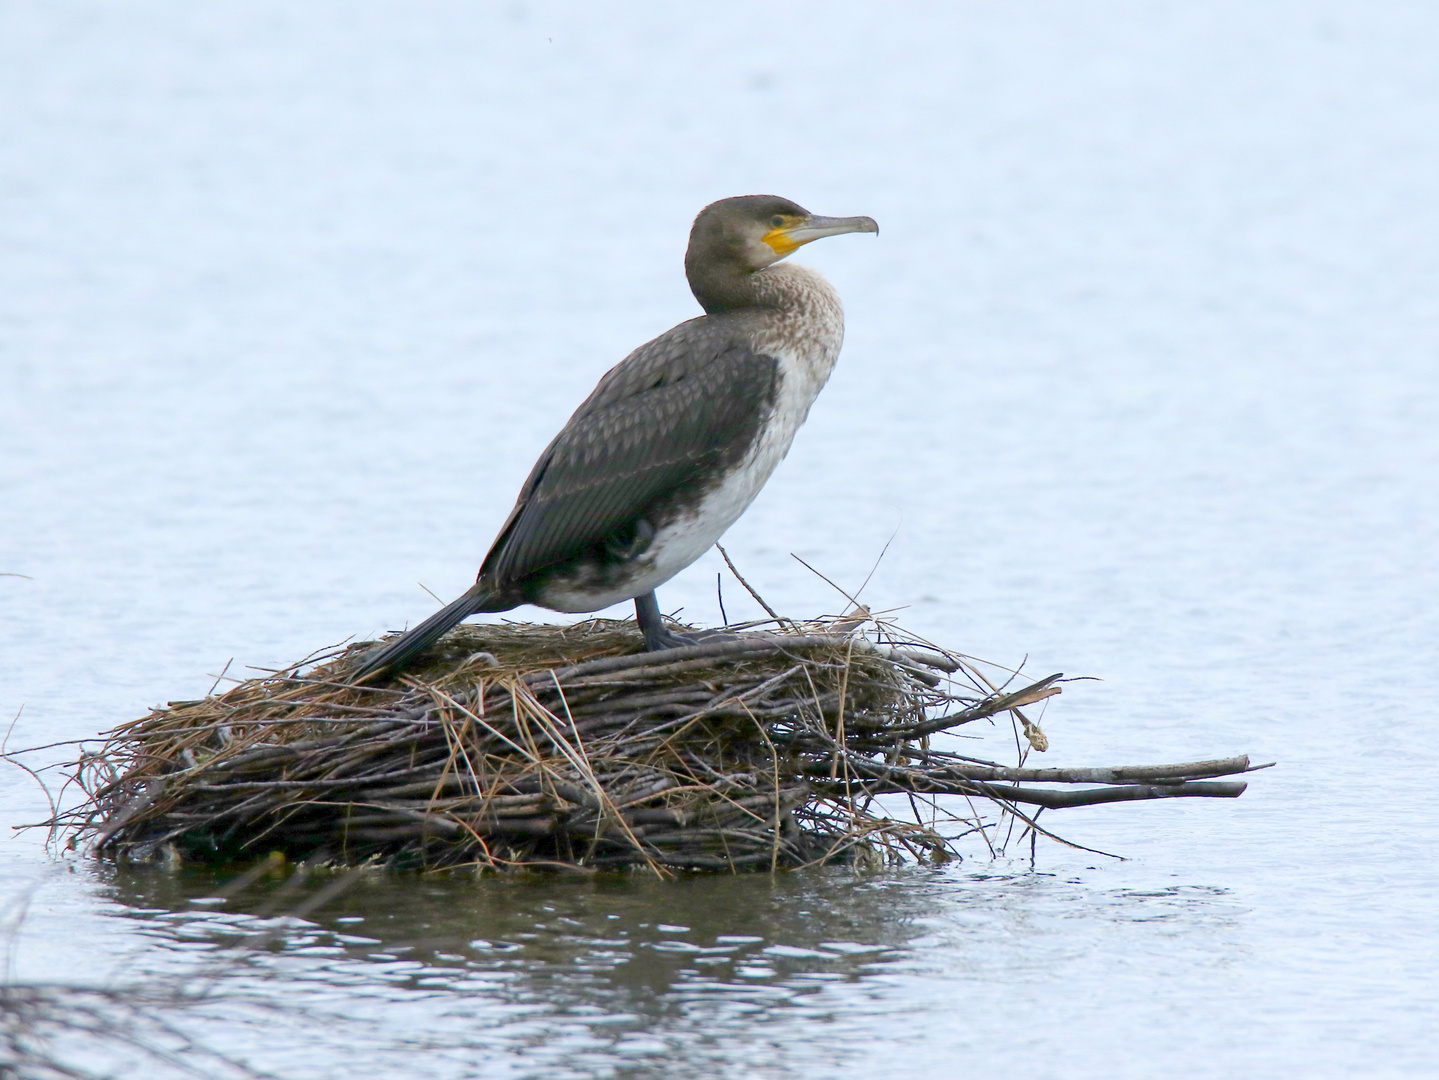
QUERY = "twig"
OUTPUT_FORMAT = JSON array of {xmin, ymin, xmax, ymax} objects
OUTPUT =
[{"xmin": 716, "ymin": 543, "xmax": 793, "ymax": 629}]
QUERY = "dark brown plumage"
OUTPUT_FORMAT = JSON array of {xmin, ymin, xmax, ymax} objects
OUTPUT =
[{"xmin": 481, "ymin": 333, "xmax": 779, "ymax": 597}]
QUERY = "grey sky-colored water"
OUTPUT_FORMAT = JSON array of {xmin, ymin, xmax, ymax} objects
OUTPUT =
[{"xmin": 2, "ymin": 2, "xmax": 1437, "ymax": 1077}]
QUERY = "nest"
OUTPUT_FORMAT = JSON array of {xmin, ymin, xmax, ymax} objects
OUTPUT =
[{"xmin": 47, "ymin": 616, "xmax": 1260, "ymax": 873}]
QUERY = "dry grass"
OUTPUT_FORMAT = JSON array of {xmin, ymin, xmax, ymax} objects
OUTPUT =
[{"xmin": 36, "ymin": 615, "xmax": 1260, "ymax": 874}]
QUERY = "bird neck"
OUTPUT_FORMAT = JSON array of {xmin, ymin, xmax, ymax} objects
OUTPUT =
[
  {"xmin": 741, "ymin": 264, "xmax": 846, "ymax": 378},
  {"xmin": 686, "ymin": 259, "xmax": 819, "ymax": 316}
]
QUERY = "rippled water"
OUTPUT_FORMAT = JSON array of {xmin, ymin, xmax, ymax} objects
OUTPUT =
[{"xmin": 3, "ymin": 2, "xmax": 1438, "ymax": 1077}]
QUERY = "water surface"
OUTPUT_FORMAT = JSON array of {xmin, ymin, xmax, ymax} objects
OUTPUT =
[{"xmin": 3, "ymin": 2, "xmax": 1437, "ymax": 1076}]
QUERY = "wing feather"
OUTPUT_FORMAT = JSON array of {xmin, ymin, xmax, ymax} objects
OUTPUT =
[{"xmin": 481, "ymin": 321, "xmax": 778, "ymax": 587}]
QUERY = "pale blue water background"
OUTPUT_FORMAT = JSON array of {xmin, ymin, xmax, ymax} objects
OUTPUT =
[{"xmin": 2, "ymin": 2, "xmax": 1437, "ymax": 1077}]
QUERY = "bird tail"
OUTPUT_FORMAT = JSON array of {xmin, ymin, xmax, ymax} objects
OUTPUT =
[{"xmin": 350, "ymin": 582, "xmax": 495, "ymax": 683}]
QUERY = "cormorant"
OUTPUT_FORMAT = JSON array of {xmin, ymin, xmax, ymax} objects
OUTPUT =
[{"xmin": 352, "ymin": 194, "xmax": 877, "ymax": 680}]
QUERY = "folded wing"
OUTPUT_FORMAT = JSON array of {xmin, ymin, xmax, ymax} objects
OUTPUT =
[{"xmin": 480, "ymin": 331, "xmax": 779, "ymax": 588}]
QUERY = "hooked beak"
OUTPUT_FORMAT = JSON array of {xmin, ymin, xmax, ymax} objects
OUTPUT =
[{"xmin": 763, "ymin": 214, "xmax": 879, "ymax": 257}]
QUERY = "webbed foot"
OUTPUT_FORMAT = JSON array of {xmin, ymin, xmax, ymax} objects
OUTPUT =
[{"xmin": 633, "ymin": 591, "xmax": 736, "ymax": 651}]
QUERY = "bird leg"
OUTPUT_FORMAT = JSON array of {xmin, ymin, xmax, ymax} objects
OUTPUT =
[{"xmin": 634, "ymin": 590, "xmax": 718, "ymax": 650}]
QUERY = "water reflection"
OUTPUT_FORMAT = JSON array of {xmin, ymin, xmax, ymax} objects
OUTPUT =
[
  {"xmin": 96, "ymin": 864, "xmax": 963, "ymax": 1079},
  {"xmin": 53, "ymin": 851, "xmax": 1252, "ymax": 1078}
]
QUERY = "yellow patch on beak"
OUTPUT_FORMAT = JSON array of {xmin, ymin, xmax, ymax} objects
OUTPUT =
[
  {"xmin": 762, "ymin": 213, "xmax": 878, "ymax": 258},
  {"xmin": 761, "ymin": 218, "xmax": 804, "ymax": 256}
]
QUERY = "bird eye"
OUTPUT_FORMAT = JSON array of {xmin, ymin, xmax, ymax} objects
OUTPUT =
[{"xmin": 770, "ymin": 215, "xmax": 785, "ymax": 228}]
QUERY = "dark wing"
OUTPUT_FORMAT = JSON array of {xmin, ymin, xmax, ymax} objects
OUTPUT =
[{"xmin": 480, "ymin": 319, "xmax": 778, "ymax": 587}]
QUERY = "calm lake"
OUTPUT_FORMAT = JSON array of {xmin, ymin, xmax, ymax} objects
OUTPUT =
[{"xmin": 3, "ymin": 2, "xmax": 1437, "ymax": 1077}]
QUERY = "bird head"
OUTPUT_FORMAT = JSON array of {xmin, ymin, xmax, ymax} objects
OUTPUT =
[{"xmin": 685, "ymin": 194, "xmax": 877, "ymax": 311}]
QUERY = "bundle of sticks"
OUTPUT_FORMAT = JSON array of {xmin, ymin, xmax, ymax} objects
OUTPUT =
[{"xmin": 50, "ymin": 619, "xmax": 1263, "ymax": 872}]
